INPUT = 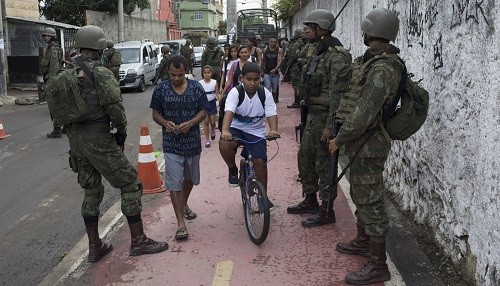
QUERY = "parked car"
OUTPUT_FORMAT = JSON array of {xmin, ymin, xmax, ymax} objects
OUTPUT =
[
  {"xmin": 193, "ymin": 46, "xmax": 204, "ymax": 67},
  {"xmin": 115, "ymin": 40, "xmax": 158, "ymax": 92}
]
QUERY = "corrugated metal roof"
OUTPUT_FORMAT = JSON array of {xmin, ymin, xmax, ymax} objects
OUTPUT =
[{"xmin": 6, "ymin": 16, "xmax": 80, "ymax": 29}]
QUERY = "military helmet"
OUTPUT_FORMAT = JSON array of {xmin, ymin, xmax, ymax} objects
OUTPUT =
[
  {"xmin": 42, "ymin": 27, "xmax": 57, "ymax": 37},
  {"xmin": 186, "ymin": 39, "xmax": 191, "ymax": 45},
  {"xmin": 106, "ymin": 40, "xmax": 114, "ymax": 48},
  {"xmin": 361, "ymin": 8, "xmax": 399, "ymax": 42},
  {"xmin": 303, "ymin": 9, "xmax": 336, "ymax": 31},
  {"xmin": 75, "ymin": 25, "xmax": 107, "ymax": 50},
  {"xmin": 161, "ymin": 45, "xmax": 171, "ymax": 53},
  {"xmin": 255, "ymin": 35, "xmax": 262, "ymax": 41},
  {"xmin": 207, "ymin": 36, "xmax": 217, "ymax": 45},
  {"xmin": 293, "ymin": 28, "xmax": 303, "ymax": 39}
]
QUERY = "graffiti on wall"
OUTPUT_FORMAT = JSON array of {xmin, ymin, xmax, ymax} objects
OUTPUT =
[
  {"xmin": 433, "ymin": 34, "xmax": 443, "ymax": 70},
  {"xmin": 450, "ymin": 0, "xmax": 492, "ymax": 29},
  {"xmin": 425, "ymin": 1, "xmax": 439, "ymax": 30},
  {"xmin": 406, "ymin": 0, "xmax": 425, "ymax": 47}
]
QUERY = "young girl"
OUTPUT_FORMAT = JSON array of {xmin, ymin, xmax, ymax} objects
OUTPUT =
[
  {"xmin": 221, "ymin": 45, "xmax": 256, "ymax": 97},
  {"xmin": 199, "ymin": 65, "xmax": 219, "ymax": 147},
  {"xmin": 219, "ymin": 44, "xmax": 238, "ymax": 96}
]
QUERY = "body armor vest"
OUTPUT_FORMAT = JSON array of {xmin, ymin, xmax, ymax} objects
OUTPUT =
[{"xmin": 337, "ymin": 53, "xmax": 401, "ymax": 127}]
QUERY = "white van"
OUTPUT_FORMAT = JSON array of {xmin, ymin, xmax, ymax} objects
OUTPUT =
[
  {"xmin": 115, "ymin": 40, "xmax": 158, "ymax": 92},
  {"xmin": 158, "ymin": 39, "xmax": 187, "ymax": 57}
]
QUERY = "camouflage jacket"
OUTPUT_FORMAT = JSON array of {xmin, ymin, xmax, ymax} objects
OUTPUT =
[
  {"xmin": 335, "ymin": 44, "xmax": 403, "ymax": 158},
  {"xmin": 201, "ymin": 47, "xmax": 224, "ymax": 71},
  {"xmin": 288, "ymin": 38, "xmax": 304, "ymax": 71},
  {"xmin": 42, "ymin": 41, "xmax": 63, "ymax": 80},
  {"xmin": 103, "ymin": 48, "xmax": 121, "ymax": 68},
  {"xmin": 180, "ymin": 45, "xmax": 193, "ymax": 61},
  {"xmin": 157, "ymin": 54, "xmax": 171, "ymax": 81}
]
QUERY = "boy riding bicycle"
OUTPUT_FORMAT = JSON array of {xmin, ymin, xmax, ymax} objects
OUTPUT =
[{"xmin": 219, "ymin": 62, "xmax": 279, "ymax": 207}]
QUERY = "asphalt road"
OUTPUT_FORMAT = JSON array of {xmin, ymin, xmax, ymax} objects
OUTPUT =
[{"xmin": 0, "ymin": 82, "xmax": 165, "ymax": 285}]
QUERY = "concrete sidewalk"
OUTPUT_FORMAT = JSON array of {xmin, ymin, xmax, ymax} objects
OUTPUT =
[
  {"xmin": 0, "ymin": 87, "xmax": 40, "ymax": 107},
  {"xmin": 39, "ymin": 82, "xmax": 404, "ymax": 286}
]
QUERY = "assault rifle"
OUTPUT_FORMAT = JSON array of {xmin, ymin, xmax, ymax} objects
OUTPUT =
[
  {"xmin": 325, "ymin": 116, "xmax": 340, "ymax": 214},
  {"xmin": 295, "ymin": 54, "xmax": 320, "ymax": 142}
]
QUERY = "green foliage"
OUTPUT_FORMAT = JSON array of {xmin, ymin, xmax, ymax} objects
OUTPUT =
[
  {"xmin": 271, "ymin": 0, "xmax": 296, "ymax": 22},
  {"xmin": 39, "ymin": 0, "xmax": 151, "ymax": 26},
  {"xmin": 218, "ymin": 20, "xmax": 227, "ymax": 35}
]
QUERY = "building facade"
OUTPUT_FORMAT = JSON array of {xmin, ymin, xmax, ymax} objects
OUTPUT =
[{"xmin": 178, "ymin": 0, "xmax": 222, "ymax": 37}]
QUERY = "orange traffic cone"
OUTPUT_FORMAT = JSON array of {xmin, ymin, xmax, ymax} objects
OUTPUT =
[
  {"xmin": 0, "ymin": 118, "xmax": 11, "ymax": 140},
  {"xmin": 137, "ymin": 125, "xmax": 165, "ymax": 194}
]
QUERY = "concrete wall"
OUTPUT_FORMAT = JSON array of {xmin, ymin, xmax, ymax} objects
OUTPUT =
[
  {"xmin": 290, "ymin": 1, "xmax": 499, "ymax": 285},
  {"xmin": 86, "ymin": 10, "xmax": 168, "ymax": 44},
  {"xmin": 5, "ymin": 0, "xmax": 39, "ymax": 19}
]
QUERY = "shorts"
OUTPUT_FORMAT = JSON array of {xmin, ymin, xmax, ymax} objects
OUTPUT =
[
  {"xmin": 229, "ymin": 127, "xmax": 267, "ymax": 160},
  {"xmin": 206, "ymin": 99, "xmax": 217, "ymax": 115},
  {"xmin": 164, "ymin": 153, "xmax": 201, "ymax": 191}
]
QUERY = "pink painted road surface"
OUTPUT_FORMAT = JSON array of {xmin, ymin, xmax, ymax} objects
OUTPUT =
[{"xmin": 53, "ymin": 83, "xmax": 387, "ymax": 286}]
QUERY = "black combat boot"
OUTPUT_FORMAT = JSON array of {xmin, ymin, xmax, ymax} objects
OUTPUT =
[
  {"xmin": 301, "ymin": 200, "xmax": 335, "ymax": 227},
  {"xmin": 85, "ymin": 222, "xmax": 113, "ymax": 262},
  {"xmin": 345, "ymin": 241, "xmax": 391, "ymax": 285},
  {"xmin": 336, "ymin": 222, "xmax": 370, "ymax": 257},
  {"xmin": 287, "ymin": 95, "xmax": 300, "ymax": 108},
  {"xmin": 128, "ymin": 220, "xmax": 169, "ymax": 256},
  {"xmin": 47, "ymin": 127, "xmax": 63, "ymax": 138},
  {"xmin": 287, "ymin": 193, "xmax": 319, "ymax": 214}
]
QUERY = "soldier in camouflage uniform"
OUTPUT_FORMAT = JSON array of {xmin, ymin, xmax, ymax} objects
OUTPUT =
[
  {"xmin": 157, "ymin": 45, "xmax": 172, "ymax": 82},
  {"xmin": 286, "ymin": 9, "xmax": 352, "ymax": 228},
  {"xmin": 41, "ymin": 27, "xmax": 64, "ymax": 138},
  {"xmin": 180, "ymin": 39, "xmax": 194, "ymax": 75},
  {"xmin": 67, "ymin": 25, "xmax": 168, "ymax": 263},
  {"xmin": 286, "ymin": 28, "xmax": 306, "ymax": 108},
  {"xmin": 102, "ymin": 40, "xmax": 122, "ymax": 81},
  {"xmin": 328, "ymin": 8, "xmax": 403, "ymax": 285},
  {"xmin": 201, "ymin": 36, "xmax": 224, "ymax": 82}
]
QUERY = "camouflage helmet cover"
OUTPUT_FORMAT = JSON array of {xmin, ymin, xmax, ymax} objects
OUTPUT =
[
  {"xmin": 303, "ymin": 9, "xmax": 336, "ymax": 31},
  {"xmin": 161, "ymin": 45, "xmax": 171, "ymax": 53},
  {"xmin": 42, "ymin": 27, "xmax": 57, "ymax": 37},
  {"xmin": 293, "ymin": 28, "xmax": 303, "ymax": 39},
  {"xmin": 207, "ymin": 36, "xmax": 217, "ymax": 45},
  {"xmin": 186, "ymin": 39, "xmax": 191, "ymax": 45},
  {"xmin": 361, "ymin": 8, "xmax": 399, "ymax": 42},
  {"xmin": 106, "ymin": 40, "xmax": 114, "ymax": 48},
  {"xmin": 75, "ymin": 25, "xmax": 107, "ymax": 50}
]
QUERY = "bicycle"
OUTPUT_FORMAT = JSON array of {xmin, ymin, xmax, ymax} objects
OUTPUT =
[{"xmin": 232, "ymin": 135, "xmax": 279, "ymax": 245}]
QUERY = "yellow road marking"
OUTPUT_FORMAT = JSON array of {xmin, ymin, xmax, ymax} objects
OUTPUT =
[{"xmin": 212, "ymin": 260, "xmax": 234, "ymax": 286}]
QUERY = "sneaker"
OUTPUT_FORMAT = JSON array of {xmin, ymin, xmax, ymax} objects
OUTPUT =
[
  {"xmin": 228, "ymin": 166, "xmax": 239, "ymax": 187},
  {"xmin": 205, "ymin": 141, "xmax": 211, "ymax": 148},
  {"xmin": 210, "ymin": 130, "xmax": 216, "ymax": 140}
]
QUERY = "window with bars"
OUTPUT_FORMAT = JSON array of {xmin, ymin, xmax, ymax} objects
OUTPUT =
[{"xmin": 194, "ymin": 12, "xmax": 203, "ymax": 20}]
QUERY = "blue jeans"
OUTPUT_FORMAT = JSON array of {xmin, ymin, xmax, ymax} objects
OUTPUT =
[{"xmin": 263, "ymin": 73, "xmax": 279, "ymax": 93}]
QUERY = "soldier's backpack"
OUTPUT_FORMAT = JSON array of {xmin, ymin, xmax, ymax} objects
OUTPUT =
[
  {"xmin": 382, "ymin": 59, "xmax": 429, "ymax": 141},
  {"xmin": 218, "ymin": 85, "xmax": 266, "ymax": 131},
  {"xmin": 45, "ymin": 57, "xmax": 93, "ymax": 125}
]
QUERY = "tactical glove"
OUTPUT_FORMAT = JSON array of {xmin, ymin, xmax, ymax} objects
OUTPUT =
[{"xmin": 114, "ymin": 132, "xmax": 127, "ymax": 151}]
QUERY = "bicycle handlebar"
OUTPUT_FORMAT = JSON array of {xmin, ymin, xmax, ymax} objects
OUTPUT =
[{"xmin": 231, "ymin": 135, "xmax": 281, "ymax": 144}]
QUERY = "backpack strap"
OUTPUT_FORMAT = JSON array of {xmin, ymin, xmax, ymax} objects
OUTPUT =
[
  {"xmin": 382, "ymin": 59, "xmax": 407, "ymax": 121},
  {"xmin": 74, "ymin": 56, "xmax": 95, "ymax": 82},
  {"xmin": 235, "ymin": 85, "xmax": 265, "ymax": 108}
]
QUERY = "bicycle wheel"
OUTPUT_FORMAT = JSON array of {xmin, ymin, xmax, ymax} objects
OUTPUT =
[{"xmin": 243, "ymin": 180, "xmax": 270, "ymax": 245}]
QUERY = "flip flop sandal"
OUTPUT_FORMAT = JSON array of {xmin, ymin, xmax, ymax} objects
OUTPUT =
[
  {"xmin": 175, "ymin": 227, "xmax": 189, "ymax": 240},
  {"xmin": 183, "ymin": 208, "xmax": 197, "ymax": 220}
]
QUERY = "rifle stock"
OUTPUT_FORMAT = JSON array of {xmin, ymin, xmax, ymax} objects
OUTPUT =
[
  {"xmin": 294, "ymin": 55, "xmax": 320, "ymax": 143},
  {"xmin": 325, "ymin": 118, "xmax": 340, "ymax": 206}
]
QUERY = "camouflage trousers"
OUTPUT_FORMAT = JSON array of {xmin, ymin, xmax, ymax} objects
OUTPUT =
[
  {"xmin": 298, "ymin": 109, "xmax": 334, "ymax": 201},
  {"xmin": 67, "ymin": 127, "xmax": 142, "ymax": 218},
  {"xmin": 110, "ymin": 66, "xmax": 120, "ymax": 82},
  {"xmin": 349, "ymin": 157, "xmax": 389, "ymax": 241},
  {"xmin": 290, "ymin": 65, "xmax": 301, "ymax": 96}
]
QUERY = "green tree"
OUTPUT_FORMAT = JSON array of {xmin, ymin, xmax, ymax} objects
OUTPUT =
[
  {"xmin": 272, "ymin": 0, "xmax": 296, "ymax": 22},
  {"xmin": 218, "ymin": 20, "xmax": 227, "ymax": 35},
  {"xmin": 39, "ymin": 0, "xmax": 150, "ymax": 26}
]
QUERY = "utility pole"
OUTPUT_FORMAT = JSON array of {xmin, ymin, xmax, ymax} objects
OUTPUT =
[
  {"xmin": 0, "ymin": 0, "xmax": 7, "ymax": 97},
  {"xmin": 118, "ymin": 0, "xmax": 124, "ymax": 41}
]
